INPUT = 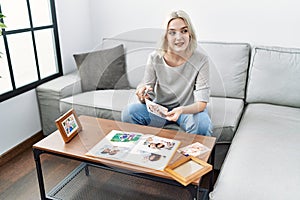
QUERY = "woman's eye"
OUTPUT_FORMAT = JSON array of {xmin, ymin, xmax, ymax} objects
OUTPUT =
[
  {"xmin": 168, "ymin": 31, "xmax": 176, "ymax": 36},
  {"xmin": 181, "ymin": 29, "xmax": 188, "ymax": 34}
]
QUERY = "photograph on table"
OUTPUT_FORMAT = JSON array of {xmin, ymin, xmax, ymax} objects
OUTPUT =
[{"xmin": 55, "ymin": 109, "xmax": 82, "ymax": 143}]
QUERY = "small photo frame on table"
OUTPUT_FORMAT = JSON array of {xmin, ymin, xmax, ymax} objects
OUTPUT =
[
  {"xmin": 164, "ymin": 156, "xmax": 212, "ymax": 186},
  {"xmin": 55, "ymin": 109, "xmax": 82, "ymax": 143}
]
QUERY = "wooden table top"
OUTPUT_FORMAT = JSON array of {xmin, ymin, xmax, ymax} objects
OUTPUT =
[{"xmin": 33, "ymin": 115, "xmax": 216, "ymax": 184}]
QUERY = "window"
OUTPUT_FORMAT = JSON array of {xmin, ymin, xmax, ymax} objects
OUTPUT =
[{"xmin": 0, "ymin": 0, "xmax": 62, "ymax": 102}]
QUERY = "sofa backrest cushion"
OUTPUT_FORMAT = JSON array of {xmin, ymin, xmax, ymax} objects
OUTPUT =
[
  {"xmin": 199, "ymin": 42, "xmax": 250, "ymax": 99},
  {"xmin": 102, "ymin": 31, "xmax": 250, "ymax": 98},
  {"xmin": 102, "ymin": 38, "xmax": 158, "ymax": 88},
  {"xmin": 246, "ymin": 46, "xmax": 300, "ymax": 107},
  {"xmin": 74, "ymin": 44, "xmax": 130, "ymax": 91}
]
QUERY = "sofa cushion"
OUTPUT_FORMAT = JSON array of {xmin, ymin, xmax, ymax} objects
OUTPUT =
[
  {"xmin": 199, "ymin": 42, "xmax": 250, "ymax": 99},
  {"xmin": 60, "ymin": 90, "xmax": 243, "ymax": 141},
  {"xmin": 208, "ymin": 97, "xmax": 244, "ymax": 140},
  {"xmin": 60, "ymin": 91, "xmax": 243, "ymax": 136},
  {"xmin": 210, "ymin": 103, "xmax": 300, "ymax": 200},
  {"xmin": 102, "ymin": 38, "xmax": 157, "ymax": 88},
  {"xmin": 73, "ymin": 44, "xmax": 130, "ymax": 91},
  {"xmin": 246, "ymin": 46, "xmax": 300, "ymax": 107},
  {"xmin": 208, "ymin": 97, "xmax": 244, "ymax": 169},
  {"xmin": 60, "ymin": 90, "xmax": 138, "ymax": 121},
  {"xmin": 102, "ymin": 38, "xmax": 251, "ymax": 97}
]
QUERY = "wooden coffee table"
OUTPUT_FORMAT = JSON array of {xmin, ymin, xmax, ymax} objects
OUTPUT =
[{"xmin": 33, "ymin": 115, "xmax": 216, "ymax": 200}]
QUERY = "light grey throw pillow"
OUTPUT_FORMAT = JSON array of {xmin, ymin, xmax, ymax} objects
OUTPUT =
[{"xmin": 73, "ymin": 44, "xmax": 130, "ymax": 91}]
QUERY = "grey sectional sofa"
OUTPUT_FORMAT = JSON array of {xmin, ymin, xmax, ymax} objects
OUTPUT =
[
  {"xmin": 210, "ymin": 46, "xmax": 300, "ymax": 199},
  {"xmin": 36, "ymin": 32, "xmax": 300, "ymax": 199}
]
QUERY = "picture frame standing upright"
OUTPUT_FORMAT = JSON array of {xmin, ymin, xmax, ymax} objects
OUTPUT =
[{"xmin": 55, "ymin": 109, "xmax": 82, "ymax": 143}]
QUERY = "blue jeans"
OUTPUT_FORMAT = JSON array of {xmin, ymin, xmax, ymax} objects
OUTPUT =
[{"xmin": 121, "ymin": 103, "xmax": 212, "ymax": 136}]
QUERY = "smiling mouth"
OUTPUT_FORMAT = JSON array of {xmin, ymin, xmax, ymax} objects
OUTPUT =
[{"xmin": 175, "ymin": 42, "xmax": 184, "ymax": 47}]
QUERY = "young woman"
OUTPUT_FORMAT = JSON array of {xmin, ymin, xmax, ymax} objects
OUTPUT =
[{"xmin": 122, "ymin": 10, "xmax": 212, "ymax": 136}]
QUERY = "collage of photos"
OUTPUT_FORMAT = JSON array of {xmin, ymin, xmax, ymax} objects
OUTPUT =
[
  {"xmin": 86, "ymin": 130, "xmax": 181, "ymax": 170},
  {"xmin": 92, "ymin": 144, "xmax": 130, "ymax": 160},
  {"xmin": 142, "ymin": 135, "xmax": 176, "ymax": 151}
]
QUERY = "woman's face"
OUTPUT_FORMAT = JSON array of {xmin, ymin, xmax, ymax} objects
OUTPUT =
[{"xmin": 166, "ymin": 18, "xmax": 190, "ymax": 53}]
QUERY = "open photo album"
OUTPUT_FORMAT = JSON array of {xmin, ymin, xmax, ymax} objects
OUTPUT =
[{"xmin": 86, "ymin": 130, "xmax": 181, "ymax": 171}]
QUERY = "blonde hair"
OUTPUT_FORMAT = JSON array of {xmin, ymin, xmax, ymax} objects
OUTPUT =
[{"xmin": 158, "ymin": 10, "xmax": 197, "ymax": 56}]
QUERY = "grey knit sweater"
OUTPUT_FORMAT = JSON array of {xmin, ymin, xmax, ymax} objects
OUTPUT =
[{"xmin": 140, "ymin": 50, "xmax": 210, "ymax": 109}]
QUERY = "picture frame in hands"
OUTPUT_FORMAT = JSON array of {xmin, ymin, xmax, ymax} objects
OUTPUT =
[
  {"xmin": 55, "ymin": 109, "xmax": 82, "ymax": 143},
  {"xmin": 164, "ymin": 156, "xmax": 212, "ymax": 186}
]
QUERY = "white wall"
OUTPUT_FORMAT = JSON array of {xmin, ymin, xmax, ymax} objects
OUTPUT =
[
  {"xmin": 0, "ymin": 90, "xmax": 41, "ymax": 155},
  {"xmin": 55, "ymin": 0, "xmax": 94, "ymax": 74},
  {"xmin": 90, "ymin": 0, "xmax": 300, "ymax": 48},
  {"xmin": 2, "ymin": 0, "xmax": 300, "ymax": 155}
]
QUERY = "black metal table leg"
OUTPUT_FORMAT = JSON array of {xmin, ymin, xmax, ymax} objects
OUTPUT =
[
  {"xmin": 198, "ymin": 187, "xmax": 209, "ymax": 200},
  {"xmin": 209, "ymin": 146, "xmax": 216, "ymax": 192},
  {"xmin": 33, "ymin": 148, "xmax": 49, "ymax": 200},
  {"xmin": 84, "ymin": 163, "xmax": 90, "ymax": 176},
  {"xmin": 196, "ymin": 145, "xmax": 216, "ymax": 200},
  {"xmin": 185, "ymin": 184, "xmax": 198, "ymax": 200}
]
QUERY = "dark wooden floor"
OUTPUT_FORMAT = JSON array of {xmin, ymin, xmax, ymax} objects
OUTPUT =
[
  {"xmin": 0, "ymin": 147, "xmax": 80, "ymax": 200},
  {"xmin": 0, "ymin": 147, "xmax": 217, "ymax": 200}
]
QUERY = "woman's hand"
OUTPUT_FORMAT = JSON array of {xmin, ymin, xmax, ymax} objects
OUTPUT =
[
  {"xmin": 136, "ymin": 85, "xmax": 152, "ymax": 103},
  {"xmin": 166, "ymin": 102, "xmax": 207, "ymax": 121},
  {"xmin": 165, "ymin": 107, "xmax": 183, "ymax": 122}
]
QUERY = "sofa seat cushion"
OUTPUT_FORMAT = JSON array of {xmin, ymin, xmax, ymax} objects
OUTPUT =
[
  {"xmin": 208, "ymin": 97, "xmax": 244, "ymax": 169},
  {"xmin": 60, "ymin": 89, "xmax": 138, "ymax": 121},
  {"xmin": 208, "ymin": 97, "xmax": 244, "ymax": 141},
  {"xmin": 210, "ymin": 103, "xmax": 300, "ymax": 200},
  {"xmin": 61, "ymin": 92, "xmax": 243, "ymax": 139}
]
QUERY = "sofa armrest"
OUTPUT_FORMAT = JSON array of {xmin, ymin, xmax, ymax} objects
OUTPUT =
[
  {"xmin": 37, "ymin": 70, "xmax": 82, "ymax": 98},
  {"xmin": 36, "ymin": 70, "xmax": 82, "ymax": 135}
]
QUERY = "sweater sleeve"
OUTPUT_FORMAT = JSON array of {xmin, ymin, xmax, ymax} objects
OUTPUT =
[
  {"xmin": 194, "ymin": 59, "xmax": 210, "ymax": 103},
  {"xmin": 137, "ymin": 53, "xmax": 157, "ymax": 99}
]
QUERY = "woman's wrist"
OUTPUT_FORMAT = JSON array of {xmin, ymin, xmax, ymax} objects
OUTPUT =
[{"xmin": 178, "ymin": 106, "xmax": 184, "ymax": 114}]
